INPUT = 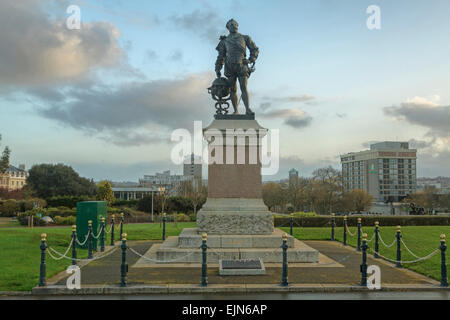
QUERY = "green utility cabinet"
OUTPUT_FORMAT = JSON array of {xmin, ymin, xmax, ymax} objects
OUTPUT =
[{"xmin": 76, "ymin": 201, "xmax": 107, "ymax": 250}]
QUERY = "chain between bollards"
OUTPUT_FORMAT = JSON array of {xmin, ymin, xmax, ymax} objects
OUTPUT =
[
  {"xmin": 281, "ymin": 233, "xmax": 289, "ymax": 287},
  {"xmin": 88, "ymin": 220, "xmax": 93, "ymax": 259},
  {"xmin": 120, "ymin": 233, "xmax": 128, "ymax": 287},
  {"xmin": 440, "ymin": 234, "xmax": 448, "ymax": 287},
  {"xmin": 289, "ymin": 213, "xmax": 293, "ymax": 236},
  {"xmin": 201, "ymin": 233, "xmax": 208, "ymax": 287},
  {"xmin": 374, "ymin": 222, "xmax": 379, "ymax": 258},
  {"xmin": 331, "ymin": 213, "xmax": 335, "ymax": 241},
  {"xmin": 110, "ymin": 214, "xmax": 115, "ymax": 246},
  {"xmin": 343, "ymin": 215, "xmax": 347, "ymax": 246},
  {"xmin": 162, "ymin": 212, "xmax": 167, "ymax": 241},
  {"xmin": 396, "ymin": 226, "xmax": 402, "ymax": 268},
  {"xmin": 119, "ymin": 213, "xmax": 124, "ymax": 241},
  {"xmin": 71, "ymin": 225, "xmax": 77, "ymax": 265},
  {"xmin": 360, "ymin": 233, "xmax": 368, "ymax": 286},
  {"xmin": 100, "ymin": 217, "xmax": 105, "ymax": 252},
  {"xmin": 39, "ymin": 233, "xmax": 47, "ymax": 287}
]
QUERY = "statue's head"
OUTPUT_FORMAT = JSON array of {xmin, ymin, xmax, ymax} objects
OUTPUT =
[{"xmin": 226, "ymin": 19, "xmax": 239, "ymax": 33}]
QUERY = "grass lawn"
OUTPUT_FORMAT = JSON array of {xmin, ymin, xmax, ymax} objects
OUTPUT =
[
  {"xmin": 0, "ymin": 222, "xmax": 447, "ymax": 291},
  {"xmin": 280, "ymin": 225, "xmax": 449, "ymax": 282},
  {"xmin": 0, "ymin": 222, "xmax": 195, "ymax": 292}
]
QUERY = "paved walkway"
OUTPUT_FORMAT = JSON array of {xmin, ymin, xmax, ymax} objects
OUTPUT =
[{"xmin": 53, "ymin": 240, "xmax": 435, "ymax": 288}]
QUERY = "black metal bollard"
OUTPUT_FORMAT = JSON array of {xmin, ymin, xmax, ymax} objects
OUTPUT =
[
  {"xmin": 162, "ymin": 212, "xmax": 167, "ymax": 241},
  {"xmin": 201, "ymin": 233, "xmax": 208, "ymax": 287},
  {"xmin": 71, "ymin": 225, "xmax": 77, "ymax": 265},
  {"xmin": 289, "ymin": 213, "xmax": 293, "ymax": 236},
  {"xmin": 440, "ymin": 234, "xmax": 448, "ymax": 287},
  {"xmin": 100, "ymin": 217, "xmax": 105, "ymax": 253},
  {"xmin": 88, "ymin": 220, "xmax": 93, "ymax": 259},
  {"xmin": 396, "ymin": 226, "xmax": 402, "ymax": 268},
  {"xmin": 357, "ymin": 218, "xmax": 362, "ymax": 251},
  {"xmin": 39, "ymin": 233, "xmax": 47, "ymax": 287},
  {"xmin": 374, "ymin": 222, "xmax": 379, "ymax": 258},
  {"xmin": 331, "ymin": 213, "xmax": 335, "ymax": 241},
  {"xmin": 110, "ymin": 214, "xmax": 115, "ymax": 246},
  {"xmin": 343, "ymin": 215, "xmax": 347, "ymax": 246},
  {"xmin": 120, "ymin": 233, "xmax": 128, "ymax": 287},
  {"xmin": 120, "ymin": 213, "xmax": 124, "ymax": 241},
  {"xmin": 360, "ymin": 233, "xmax": 368, "ymax": 286},
  {"xmin": 281, "ymin": 233, "xmax": 289, "ymax": 286}
]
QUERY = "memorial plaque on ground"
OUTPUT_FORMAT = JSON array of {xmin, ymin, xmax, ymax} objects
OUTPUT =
[
  {"xmin": 219, "ymin": 259, "xmax": 266, "ymax": 275},
  {"xmin": 222, "ymin": 259, "xmax": 262, "ymax": 269}
]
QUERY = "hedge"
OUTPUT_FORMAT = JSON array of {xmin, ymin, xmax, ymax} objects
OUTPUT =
[
  {"xmin": 45, "ymin": 196, "xmax": 93, "ymax": 208},
  {"xmin": 274, "ymin": 215, "xmax": 450, "ymax": 227}
]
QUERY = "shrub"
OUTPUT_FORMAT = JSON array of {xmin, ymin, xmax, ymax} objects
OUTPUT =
[
  {"xmin": 17, "ymin": 212, "xmax": 47, "ymax": 226},
  {"xmin": 17, "ymin": 198, "xmax": 47, "ymax": 212},
  {"xmin": 46, "ymin": 195, "xmax": 92, "ymax": 208},
  {"xmin": 53, "ymin": 215, "xmax": 76, "ymax": 225},
  {"xmin": 175, "ymin": 213, "xmax": 190, "ymax": 222},
  {"xmin": 0, "ymin": 199, "xmax": 20, "ymax": 217},
  {"xmin": 112, "ymin": 199, "xmax": 139, "ymax": 207},
  {"xmin": 45, "ymin": 207, "xmax": 76, "ymax": 218}
]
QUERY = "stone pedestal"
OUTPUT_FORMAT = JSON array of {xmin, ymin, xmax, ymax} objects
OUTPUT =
[
  {"xmin": 196, "ymin": 119, "xmax": 274, "ymax": 235},
  {"xmin": 197, "ymin": 198, "xmax": 273, "ymax": 235}
]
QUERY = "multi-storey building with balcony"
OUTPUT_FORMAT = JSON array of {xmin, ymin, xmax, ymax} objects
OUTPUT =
[{"xmin": 341, "ymin": 142, "xmax": 417, "ymax": 202}]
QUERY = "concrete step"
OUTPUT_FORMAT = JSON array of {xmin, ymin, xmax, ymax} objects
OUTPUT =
[
  {"xmin": 136, "ymin": 237, "xmax": 318, "ymax": 264},
  {"xmin": 178, "ymin": 228, "xmax": 295, "ymax": 248}
]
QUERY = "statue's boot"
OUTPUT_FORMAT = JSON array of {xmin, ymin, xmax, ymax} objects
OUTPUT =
[{"xmin": 246, "ymin": 107, "xmax": 255, "ymax": 116}]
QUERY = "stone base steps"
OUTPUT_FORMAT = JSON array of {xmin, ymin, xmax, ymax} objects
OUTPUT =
[
  {"xmin": 135, "ymin": 236, "xmax": 318, "ymax": 264},
  {"xmin": 177, "ymin": 228, "xmax": 295, "ymax": 248}
]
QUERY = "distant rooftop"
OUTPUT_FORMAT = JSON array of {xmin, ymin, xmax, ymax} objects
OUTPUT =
[{"xmin": 370, "ymin": 141, "xmax": 409, "ymax": 150}]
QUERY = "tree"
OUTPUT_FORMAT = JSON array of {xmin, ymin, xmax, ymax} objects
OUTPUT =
[
  {"xmin": 439, "ymin": 194, "xmax": 450, "ymax": 212},
  {"xmin": 188, "ymin": 184, "xmax": 207, "ymax": 215},
  {"xmin": 287, "ymin": 177, "xmax": 309, "ymax": 212},
  {"xmin": 262, "ymin": 182, "xmax": 288, "ymax": 212},
  {"xmin": 96, "ymin": 180, "xmax": 115, "ymax": 206},
  {"xmin": 342, "ymin": 189, "xmax": 373, "ymax": 214},
  {"xmin": 308, "ymin": 166, "xmax": 342, "ymax": 215},
  {"xmin": 0, "ymin": 134, "xmax": 11, "ymax": 174},
  {"xmin": 27, "ymin": 164, "xmax": 97, "ymax": 198},
  {"xmin": 405, "ymin": 186, "xmax": 440, "ymax": 214}
]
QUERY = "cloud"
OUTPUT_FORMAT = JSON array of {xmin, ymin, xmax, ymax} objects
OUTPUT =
[
  {"xmin": 259, "ymin": 108, "xmax": 313, "ymax": 129},
  {"xmin": 262, "ymin": 94, "xmax": 317, "ymax": 105},
  {"xmin": 169, "ymin": 9, "xmax": 226, "ymax": 44},
  {"xmin": 0, "ymin": 0, "xmax": 128, "ymax": 87},
  {"xmin": 383, "ymin": 96, "xmax": 450, "ymax": 138},
  {"xmin": 168, "ymin": 50, "xmax": 183, "ymax": 62},
  {"xmin": 35, "ymin": 72, "xmax": 216, "ymax": 146}
]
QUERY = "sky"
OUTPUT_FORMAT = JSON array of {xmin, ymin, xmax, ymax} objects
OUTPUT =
[{"xmin": 0, "ymin": 0, "xmax": 449, "ymax": 182}]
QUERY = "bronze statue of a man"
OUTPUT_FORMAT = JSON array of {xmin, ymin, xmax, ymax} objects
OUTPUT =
[{"xmin": 215, "ymin": 19, "xmax": 259, "ymax": 116}]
